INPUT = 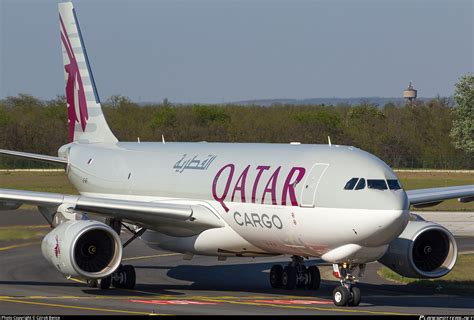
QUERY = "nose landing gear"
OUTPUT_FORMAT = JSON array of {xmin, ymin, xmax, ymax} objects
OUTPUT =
[
  {"xmin": 332, "ymin": 263, "xmax": 363, "ymax": 307},
  {"xmin": 269, "ymin": 255, "xmax": 321, "ymax": 290}
]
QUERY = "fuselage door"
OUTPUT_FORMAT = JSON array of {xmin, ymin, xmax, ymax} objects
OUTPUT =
[{"xmin": 300, "ymin": 163, "xmax": 329, "ymax": 207}]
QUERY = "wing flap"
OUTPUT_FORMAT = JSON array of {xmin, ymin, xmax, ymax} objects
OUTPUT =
[
  {"xmin": 75, "ymin": 196, "xmax": 192, "ymax": 221},
  {"xmin": 0, "ymin": 188, "xmax": 224, "ymax": 235},
  {"xmin": 407, "ymin": 185, "xmax": 474, "ymax": 207}
]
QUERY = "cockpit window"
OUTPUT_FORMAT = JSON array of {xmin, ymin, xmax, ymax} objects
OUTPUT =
[
  {"xmin": 344, "ymin": 178, "xmax": 359, "ymax": 190},
  {"xmin": 354, "ymin": 178, "xmax": 366, "ymax": 190},
  {"xmin": 387, "ymin": 179, "xmax": 401, "ymax": 190},
  {"xmin": 367, "ymin": 179, "xmax": 388, "ymax": 190}
]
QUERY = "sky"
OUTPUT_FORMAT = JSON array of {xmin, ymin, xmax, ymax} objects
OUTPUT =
[{"xmin": 0, "ymin": 0, "xmax": 472, "ymax": 103}]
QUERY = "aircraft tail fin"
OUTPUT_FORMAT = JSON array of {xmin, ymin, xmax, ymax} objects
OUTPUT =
[{"xmin": 58, "ymin": 2, "xmax": 117, "ymax": 143}]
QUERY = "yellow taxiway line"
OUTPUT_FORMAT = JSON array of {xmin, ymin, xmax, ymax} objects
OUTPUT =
[
  {"xmin": 35, "ymin": 249, "xmax": 417, "ymax": 316},
  {"xmin": 0, "ymin": 297, "xmax": 168, "ymax": 316},
  {"xmin": 0, "ymin": 241, "xmax": 40, "ymax": 251},
  {"xmin": 120, "ymin": 286, "xmax": 416, "ymax": 316},
  {"xmin": 197, "ymin": 297, "xmax": 418, "ymax": 316},
  {"xmin": 0, "ymin": 225, "xmax": 50, "ymax": 229},
  {"xmin": 0, "ymin": 294, "xmax": 417, "ymax": 316}
]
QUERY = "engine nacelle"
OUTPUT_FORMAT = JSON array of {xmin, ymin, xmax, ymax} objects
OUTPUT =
[
  {"xmin": 41, "ymin": 220, "xmax": 122, "ymax": 279},
  {"xmin": 378, "ymin": 220, "xmax": 457, "ymax": 278}
]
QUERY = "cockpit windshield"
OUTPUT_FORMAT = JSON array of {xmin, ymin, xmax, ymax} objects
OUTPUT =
[
  {"xmin": 344, "ymin": 178, "xmax": 359, "ymax": 190},
  {"xmin": 344, "ymin": 178, "xmax": 401, "ymax": 191},
  {"xmin": 387, "ymin": 179, "xmax": 401, "ymax": 190},
  {"xmin": 355, "ymin": 178, "xmax": 366, "ymax": 190},
  {"xmin": 367, "ymin": 179, "xmax": 388, "ymax": 190}
]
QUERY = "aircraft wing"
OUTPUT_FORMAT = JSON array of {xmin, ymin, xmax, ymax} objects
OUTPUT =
[
  {"xmin": 0, "ymin": 149, "xmax": 67, "ymax": 164},
  {"xmin": 406, "ymin": 185, "xmax": 474, "ymax": 208},
  {"xmin": 0, "ymin": 188, "xmax": 224, "ymax": 235}
]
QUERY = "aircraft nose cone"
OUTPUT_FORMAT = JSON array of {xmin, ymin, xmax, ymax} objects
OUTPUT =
[
  {"xmin": 363, "ymin": 208, "xmax": 410, "ymax": 247},
  {"xmin": 365, "ymin": 188, "xmax": 409, "ymax": 211}
]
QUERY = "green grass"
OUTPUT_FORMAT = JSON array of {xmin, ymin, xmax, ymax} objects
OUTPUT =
[
  {"xmin": 0, "ymin": 171, "xmax": 473, "ymax": 211},
  {"xmin": 378, "ymin": 254, "xmax": 474, "ymax": 296},
  {"xmin": 0, "ymin": 171, "xmax": 78, "ymax": 194},
  {"xmin": 0, "ymin": 226, "xmax": 49, "ymax": 241}
]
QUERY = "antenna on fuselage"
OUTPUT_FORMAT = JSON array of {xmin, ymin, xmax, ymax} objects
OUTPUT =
[
  {"xmin": 328, "ymin": 136, "xmax": 332, "ymax": 146},
  {"xmin": 162, "ymin": 134, "xmax": 166, "ymax": 144},
  {"xmin": 137, "ymin": 137, "xmax": 140, "ymax": 143}
]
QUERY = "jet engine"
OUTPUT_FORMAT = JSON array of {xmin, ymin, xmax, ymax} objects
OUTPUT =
[
  {"xmin": 378, "ymin": 220, "xmax": 457, "ymax": 278},
  {"xmin": 41, "ymin": 220, "xmax": 122, "ymax": 279}
]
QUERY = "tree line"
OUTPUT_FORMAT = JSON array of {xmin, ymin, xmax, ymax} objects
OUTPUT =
[{"xmin": 0, "ymin": 93, "xmax": 472, "ymax": 169}]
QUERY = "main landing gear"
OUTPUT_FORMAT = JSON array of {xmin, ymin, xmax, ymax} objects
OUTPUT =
[
  {"xmin": 331, "ymin": 263, "xmax": 364, "ymax": 307},
  {"xmin": 87, "ymin": 264, "xmax": 136, "ymax": 290},
  {"xmin": 87, "ymin": 218, "xmax": 144, "ymax": 290},
  {"xmin": 269, "ymin": 257, "xmax": 363, "ymax": 307},
  {"xmin": 269, "ymin": 255, "xmax": 321, "ymax": 290}
]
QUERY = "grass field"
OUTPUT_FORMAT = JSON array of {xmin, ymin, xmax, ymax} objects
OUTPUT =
[
  {"xmin": 0, "ymin": 170, "xmax": 473, "ymax": 211},
  {"xmin": 0, "ymin": 225, "xmax": 49, "ymax": 242},
  {"xmin": 0, "ymin": 171, "xmax": 77, "ymax": 195},
  {"xmin": 378, "ymin": 254, "xmax": 474, "ymax": 296}
]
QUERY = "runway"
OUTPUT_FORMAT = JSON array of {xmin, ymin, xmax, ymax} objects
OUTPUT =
[{"xmin": 0, "ymin": 210, "xmax": 473, "ymax": 315}]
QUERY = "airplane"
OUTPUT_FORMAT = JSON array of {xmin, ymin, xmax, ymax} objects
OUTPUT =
[{"xmin": 1, "ymin": 1, "xmax": 473, "ymax": 307}]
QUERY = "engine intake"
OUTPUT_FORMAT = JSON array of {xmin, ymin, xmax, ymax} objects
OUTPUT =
[
  {"xmin": 378, "ymin": 221, "xmax": 457, "ymax": 278},
  {"xmin": 42, "ymin": 220, "xmax": 122, "ymax": 279}
]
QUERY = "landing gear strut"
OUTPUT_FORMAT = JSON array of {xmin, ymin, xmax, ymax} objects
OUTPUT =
[
  {"xmin": 331, "ymin": 263, "xmax": 363, "ymax": 307},
  {"xmin": 269, "ymin": 256, "xmax": 320, "ymax": 290}
]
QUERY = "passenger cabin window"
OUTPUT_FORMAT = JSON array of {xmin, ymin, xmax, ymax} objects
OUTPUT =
[
  {"xmin": 344, "ymin": 178, "xmax": 359, "ymax": 190},
  {"xmin": 355, "ymin": 178, "xmax": 366, "ymax": 190},
  {"xmin": 387, "ymin": 179, "xmax": 401, "ymax": 190},
  {"xmin": 367, "ymin": 179, "xmax": 388, "ymax": 190}
]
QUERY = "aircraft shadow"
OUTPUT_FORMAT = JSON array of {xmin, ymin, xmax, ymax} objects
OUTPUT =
[
  {"xmin": 131, "ymin": 261, "xmax": 474, "ymax": 310},
  {"xmin": 0, "ymin": 280, "xmax": 82, "ymax": 288}
]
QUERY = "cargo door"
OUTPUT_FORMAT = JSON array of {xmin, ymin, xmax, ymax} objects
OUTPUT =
[{"xmin": 300, "ymin": 163, "xmax": 329, "ymax": 207}]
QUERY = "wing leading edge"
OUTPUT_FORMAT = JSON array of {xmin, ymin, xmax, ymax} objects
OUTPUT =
[
  {"xmin": 0, "ymin": 149, "xmax": 67, "ymax": 164},
  {"xmin": 406, "ymin": 185, "xmax": 474, "ymax": 208},
  {"xmin": 0, "ymin": 188, "xmax": 224, "ymax": 236}
]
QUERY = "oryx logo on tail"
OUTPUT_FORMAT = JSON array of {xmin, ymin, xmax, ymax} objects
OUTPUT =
[
  {"xmin": 60, "ymin": 14, "xmax": 88, "ymax": 141},
  {"xmin": 58, "ymin": 3, "xmax": 117, "ymax": 144}
]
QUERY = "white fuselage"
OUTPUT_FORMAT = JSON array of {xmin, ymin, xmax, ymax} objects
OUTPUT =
[{"xmin": 62, "ymin": 141, "xmax": 410, "ymax": 264}]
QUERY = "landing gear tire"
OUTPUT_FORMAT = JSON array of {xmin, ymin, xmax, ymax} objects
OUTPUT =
[
  {"xmin": 87, "ymin": 279, "xmax": 98, "ymax": 288},
  {"xmin": 307, "ymin": 265, "xmax": 321, "ymax": 290},
  {"xmin": 348, "ymin": 287, "xmax": 361, "ymax": 306},
  {"xmin": 112, "ymin": 265, "xmax": 124, "ymax": 288},
  {"xmin": 98, "ymin": 276, "xmax": 111, "ymax": 290},
  {"xmin": 282, "ymin": 266, "xmax": 297, "ymax": 290},
  {"xmin": 123, "ymin": 265, "xmax": 136, "ymax": 289},
  {"xmin": 112, "ymin": 265, "xmax": 136, "ymax": 289},
  {"xmin": 270, "ymin": 265, "xmax": 283, "ymax": 289},
  {"xmin": 333, "ymin": 286, "xmax": 350, "ymax": 306},
  {"xmin": 296, "ymin": 266, "xmax": 308, "ymax": 289}
]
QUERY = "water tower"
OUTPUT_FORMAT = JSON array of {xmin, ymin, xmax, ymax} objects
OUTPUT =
[{"xmin": 403, "ymin": 81, "xmax": 417, "ymax": 103}]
